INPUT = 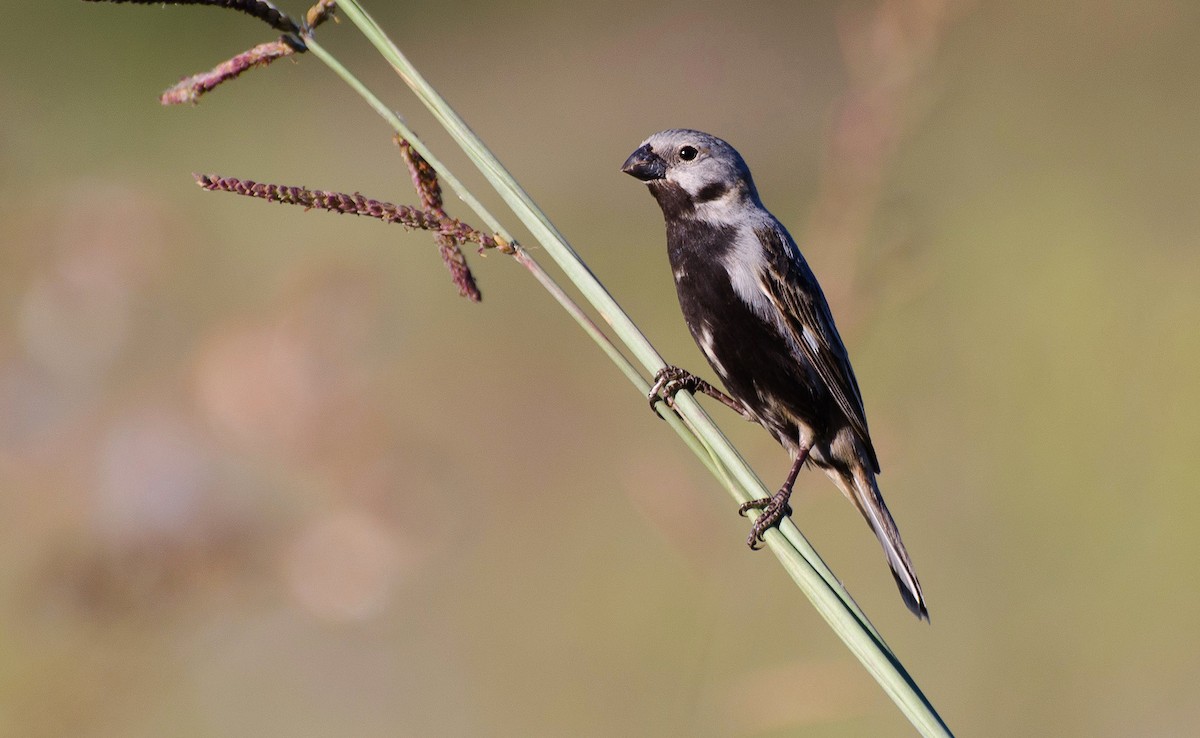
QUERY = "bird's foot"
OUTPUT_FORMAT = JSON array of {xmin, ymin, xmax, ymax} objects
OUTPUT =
[
  {"xmin": 647, "ymin": 365, "xmax": 752, "ymax": 419},
  {"xmin": 647, "ymin": 365, "xmax": 703, "ymax": 414},
  {"xmin": 738, "ymin": 489, "xmax": 794, "ymax": 550}
]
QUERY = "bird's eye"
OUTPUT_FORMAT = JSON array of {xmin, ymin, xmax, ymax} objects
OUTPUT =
[{"xmin": 679, "ymin": 145, "xmax": 699, "ymax": 161}]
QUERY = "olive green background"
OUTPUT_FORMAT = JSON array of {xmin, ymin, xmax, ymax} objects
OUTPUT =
[{"xmin": 2, "ymin": 1, "xmax": 1198, "ymax": 736}]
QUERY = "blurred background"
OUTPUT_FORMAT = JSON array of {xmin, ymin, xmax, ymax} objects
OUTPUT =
[{"xmin": 2, "ymin": 1, "xmax": 1198, "ymax": 735}]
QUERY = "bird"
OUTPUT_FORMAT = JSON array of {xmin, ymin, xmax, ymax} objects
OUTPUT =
[{"xmin": 622, "ymin": 129, "xmax": 927, "ymax": 619}]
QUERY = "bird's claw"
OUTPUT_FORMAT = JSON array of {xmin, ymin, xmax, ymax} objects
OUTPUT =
[
  {"xmin": 647, "ymin": 365, "xmax": 696, "ymax": 417},
  {"xmin": 739, "ymin": 490, "xmax": 794, "ymax": 550},
  {"xmin": 648, "ymin": 364, "xmax": 752, "ymax": 421}
]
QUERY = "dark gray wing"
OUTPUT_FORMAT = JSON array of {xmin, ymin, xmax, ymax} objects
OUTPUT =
[{"xmin": 754, "ymin": 223, "xmax": 879, "ymax": 472}]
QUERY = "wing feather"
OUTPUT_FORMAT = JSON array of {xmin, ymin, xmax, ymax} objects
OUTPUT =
[{"xmin": 754, "ymin": 223, "xmax": 880, "ymax": 472}]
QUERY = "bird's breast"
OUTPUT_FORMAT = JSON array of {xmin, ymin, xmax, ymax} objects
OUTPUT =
[{"xmin": 664, "ymin": 219, "xmax": 834, "ymax": 442}]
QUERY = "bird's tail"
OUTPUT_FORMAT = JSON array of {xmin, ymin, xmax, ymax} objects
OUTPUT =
[{"xmin": 829, "ymin": 465, "xmax": 928, "ymax": 620}]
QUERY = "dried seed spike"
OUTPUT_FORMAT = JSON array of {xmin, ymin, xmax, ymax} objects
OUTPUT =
[
  {"xmin": 82, "ymin": 0, "xmax": 300, "ymax": 35},
  {"xmin": 437, "ymin": 235, "xmax": 482, "ymax": 302},
  {"xmin": 161, "ymin": 39, "xmax": 296, "ymax": 105},
  {"xmin": 195, "ymin": 173, "xmax": 486, "ymax": 301},
  {"xmin": 194, "ymin": 174, "xmax": 441, "ymax": 230},
  {"xmin": 395, "ymin": 136, "xmax": 444, "ymax": 214}
]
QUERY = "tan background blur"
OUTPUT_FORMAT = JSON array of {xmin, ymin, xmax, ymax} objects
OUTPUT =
[{"xmin": 2, "ymin": 1, "xmax": 1198, "ymax": 736}]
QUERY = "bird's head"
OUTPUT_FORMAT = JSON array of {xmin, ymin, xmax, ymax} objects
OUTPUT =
[{"xmin": 621, "ymin": 129, "xmax": 761, "ymax": 219}]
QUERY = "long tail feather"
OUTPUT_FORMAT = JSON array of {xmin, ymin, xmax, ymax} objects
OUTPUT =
[{"xmin": 830, "ymin": 466, "xmax": 928, "ymax": 620}]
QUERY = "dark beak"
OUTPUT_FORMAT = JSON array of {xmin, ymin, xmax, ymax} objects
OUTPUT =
[{"xmin": 621, "ymin": 144, "xmax": 666, "ymax": 182}]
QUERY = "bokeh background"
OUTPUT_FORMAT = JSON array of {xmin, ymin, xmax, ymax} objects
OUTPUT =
[{"xmin": 2, "ymin": 1, "xmax": 1198, "ymax": 735}]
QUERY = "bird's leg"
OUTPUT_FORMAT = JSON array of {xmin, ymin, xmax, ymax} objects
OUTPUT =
[
  {"xmin": 738, "ymin": 442, "xmax": 811, "ymax": 550},
  {"xmin": 648, "ymin": 365, "xmax": 753, "ymax": 419}
]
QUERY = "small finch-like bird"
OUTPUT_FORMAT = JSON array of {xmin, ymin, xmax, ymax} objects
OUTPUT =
[{"xmin": 623, "ymin": 129, "xmax": 927, "ymax": 619}]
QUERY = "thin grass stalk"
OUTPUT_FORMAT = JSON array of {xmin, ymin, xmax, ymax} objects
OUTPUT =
[
  {"xmin": 309, "ymin": 7, "xmax": 950, "ymax": 736},
  {"xmin": 508, "ymin": 249, "xmax": 725, "ymax": 481}
]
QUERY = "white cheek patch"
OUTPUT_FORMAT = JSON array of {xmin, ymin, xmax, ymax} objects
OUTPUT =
[
  {"xmin": 668, "ymin": 162, "xmax": 709, "ymax": 195},
  {"xmin": 669, "ymin": 163, "xmax": 744, "ymax": 224}
]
